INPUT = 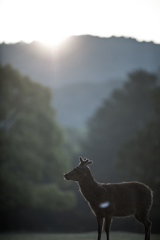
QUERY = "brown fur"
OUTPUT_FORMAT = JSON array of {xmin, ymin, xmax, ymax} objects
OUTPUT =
[{"xmin": 64, "ymin": 157, "xmax": 153, "ymax": 240}]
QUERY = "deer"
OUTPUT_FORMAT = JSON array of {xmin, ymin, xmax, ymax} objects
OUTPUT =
[{"xmin": 64, "ymin": 157, "xmax": 153, "ymax": 240}]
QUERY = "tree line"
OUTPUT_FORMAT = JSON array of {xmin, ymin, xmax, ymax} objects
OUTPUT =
[{"xmin": 0, "ymin": 64, "xmax": 76, "ymax": 212}]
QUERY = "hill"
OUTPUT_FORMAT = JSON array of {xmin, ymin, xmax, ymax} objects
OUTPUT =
[{"xmin": 1, "ymin": 35, "xmax": 160, "ymax": 127}]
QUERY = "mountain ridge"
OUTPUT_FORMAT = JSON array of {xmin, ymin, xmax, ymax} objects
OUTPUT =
[{"xmin": 0, "ymin": 35, "xmax": 160, "ymax": 126}]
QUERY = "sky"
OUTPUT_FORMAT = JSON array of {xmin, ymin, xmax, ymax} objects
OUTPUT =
[{"xmin": 0, "ymin": 0, "xmax": 160, "ymax": 46}]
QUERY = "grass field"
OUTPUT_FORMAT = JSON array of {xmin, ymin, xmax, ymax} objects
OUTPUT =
[{"xmin": 0, "ymin": 232, "xmax": 159, "ymax": 240}]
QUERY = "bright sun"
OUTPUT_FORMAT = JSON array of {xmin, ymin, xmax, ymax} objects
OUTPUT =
[
  {"xmin": 1, "ymin": 0, "xmax": 74, "ymax": 47},
  {"xmin": 25, "ymin": 0, "xmax": 73, "ymax": 47},
  {"xmin": 1, "ymin": 0, "xmax": 160, "ymax": 45},
  {"xmin": 36, "ymin": 31, "xmax": 70, "ymax": 48}
]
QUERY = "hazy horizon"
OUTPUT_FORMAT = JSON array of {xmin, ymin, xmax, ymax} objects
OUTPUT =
[{"xmin": 0, "ymin": 0, "xmax": 160, "ymax": 46}]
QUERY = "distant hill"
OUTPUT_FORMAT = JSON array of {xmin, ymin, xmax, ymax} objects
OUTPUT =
[{"xmin": 1, "ymin": 35, "xmax": 160, "ymax": 127}]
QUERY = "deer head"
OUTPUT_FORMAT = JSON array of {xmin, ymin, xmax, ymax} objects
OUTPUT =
[{"xmin": 64, "ymin": 156, "xmax": 93, "ymax": 182}]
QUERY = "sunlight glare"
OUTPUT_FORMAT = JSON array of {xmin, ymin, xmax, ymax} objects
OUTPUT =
[
  {"xmin": 0, "ymin": 0, "xmax": 160, "ymax": 44},
  {"xmin": 0, "ymin": 0, "xmax": 74, "ymax": 46},
  {"xmin": 26, "ymin": 0, "xmax": 73, "ymax": 47},
  {"xmin": 36, "ymin": 31, "xmax": 70, "ymax": 48}
]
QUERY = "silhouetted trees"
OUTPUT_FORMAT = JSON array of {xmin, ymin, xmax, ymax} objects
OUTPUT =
[
  {"xmin": 117, "ymin": 87, "xmax": 160, "ymax": 208},
  {"xmin": 0, "ymin": 64, "xmax": 76, "ymax": 211},
  {"xmin": 81, "ymin": 70, "xmax": 157, "ymax": 183}
]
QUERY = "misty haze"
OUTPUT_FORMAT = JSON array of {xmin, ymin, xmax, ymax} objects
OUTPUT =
[{"xmin": 0, "ymin": 35, "xmax": 160, "ymax": 238}]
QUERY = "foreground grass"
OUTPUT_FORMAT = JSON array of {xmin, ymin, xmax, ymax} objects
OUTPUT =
[{"xmin": 0, "ymin": 232, "xmax": 159, "ymax": 240}]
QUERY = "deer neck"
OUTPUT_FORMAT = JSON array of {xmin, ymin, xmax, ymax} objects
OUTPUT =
[{"xmin": 78, "ymin": 175, "xmax": 100, "ymax": 204}]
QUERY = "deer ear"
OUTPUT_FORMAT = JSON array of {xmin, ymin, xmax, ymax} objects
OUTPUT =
[
  {"xmin": 79, "ymin": 157, "xmax": 93, "ymax": 167},
  {"xmin": 86, "ymin": 160, "xmax": 93, "ymax": 165}
]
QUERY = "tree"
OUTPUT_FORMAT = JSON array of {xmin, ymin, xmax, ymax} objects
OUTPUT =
[
  {"xmin": 0, "ymin": 64, "xmax": 76, "ymax": 211},
  {"xmin": 117, "ymin": 87, "xmax": 160, "ymax": 207},
  {"xmin": 81, "ymin": 70, "xmax": 157, "ymax": 183}
]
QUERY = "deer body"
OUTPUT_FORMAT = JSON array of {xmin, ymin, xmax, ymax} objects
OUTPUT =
[{"xmin": 64, "ymin": 157, "xmax": 153, "ymax": 240}]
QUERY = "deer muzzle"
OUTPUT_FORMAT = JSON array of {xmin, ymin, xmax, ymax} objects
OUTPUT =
[{"xmin": 63, "ymin": 173, "xmax": 70, "ymax": 180}]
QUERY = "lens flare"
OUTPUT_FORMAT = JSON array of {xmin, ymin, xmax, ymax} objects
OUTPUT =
[{"xmin": 99, "ymin": 201, "xmax": 110, "ymax": 208}]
